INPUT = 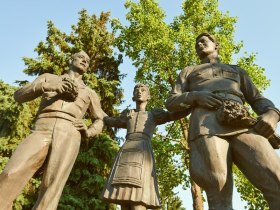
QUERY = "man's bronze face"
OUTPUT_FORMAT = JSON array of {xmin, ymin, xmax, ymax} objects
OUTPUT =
[
  {"xmin": 72, "ymin": 51, "xmax": 90, "ymax": 74},
  {"xmin": 195, "ymin": 35, "xmax": 217, "ymax": 58},
  {"xmin": 133, "ymin": 86, "xmax": 150, "ymax": 102}
]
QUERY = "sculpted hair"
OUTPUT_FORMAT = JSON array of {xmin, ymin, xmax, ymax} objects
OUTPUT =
[
  {"xmin": 196, "ymin": 33, "xmax": 218, "ymax": 45},
  {"xmin": 71, "ymin": 51, "xmax": 89, "ymax": 60},
  {"xmin": 195, "ymin": 33, "xmax": 219, "ymax": 52}
]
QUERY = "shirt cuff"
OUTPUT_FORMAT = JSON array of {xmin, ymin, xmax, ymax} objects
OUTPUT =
[{"xmin": 266, "ymin": 107, "xmax": 280, "ymax": 121}]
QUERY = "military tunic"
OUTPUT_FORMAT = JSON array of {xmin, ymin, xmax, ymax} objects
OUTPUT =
[
  {"xmin": 166, "ymin": 62, "xmax": 280, "ymax": 210},
  {"xmin": 166, "ymin": 62, "xmax": 279, "ymax": 140}
]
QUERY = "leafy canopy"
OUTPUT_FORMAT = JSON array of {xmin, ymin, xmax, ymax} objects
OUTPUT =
[
  {"xmin": 112, "ymin": 0, "xmax": 270, "ymax": 209},
  {"xmin": 0, "ymin": 10, "xmax": 122, "ymax": 210}
]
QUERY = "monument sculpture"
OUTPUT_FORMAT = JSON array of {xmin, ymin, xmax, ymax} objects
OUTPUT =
[
  {"xmin": 166, "ymin": 33, "xmax": 280, "ymax": 210},
  {"xmin": 0, "ymin": 51, "xmax": 106, "ymax": 210},
  {"xmin": 102, "ymin": 83, "xmax": 187, "ymax": 210}
]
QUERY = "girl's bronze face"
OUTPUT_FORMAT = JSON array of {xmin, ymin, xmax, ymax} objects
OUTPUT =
[{"xmin": 133, "ymin": 86, "xmax": 150, "ymax": 102}]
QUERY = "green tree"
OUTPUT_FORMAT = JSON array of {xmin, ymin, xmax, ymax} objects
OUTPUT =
[
  {"xmin": 233, "ymin": 166, "xmax": 268, "ymax": 210},
  {"xmin": 0, "ymin": 10, "xmax": 123, "ymax": 210},
  {"xmin": 0, "ymin": 80, "xmax": 41, "ymax": 209},
  {"xmin": 112, "ymin": 0, "xmax": 270, "ymax": 209}
]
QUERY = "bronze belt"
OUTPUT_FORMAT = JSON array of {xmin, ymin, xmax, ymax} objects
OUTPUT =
[{"xmin": 37, "ymin": 112, "xmax": 77, "ymax": 122}]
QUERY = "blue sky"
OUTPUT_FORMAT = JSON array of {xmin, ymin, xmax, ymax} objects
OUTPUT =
[{"xmin": 1, "ymin": 0, "xmax": 279, "ymax": 209}]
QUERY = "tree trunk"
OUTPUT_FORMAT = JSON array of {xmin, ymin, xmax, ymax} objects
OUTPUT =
[
  {"xmin": 180, "ymin": 119, "xmax": 204, "ymax": 210},
  {"xmin": 191, "ymin": 179, "xmax": 204, "ymax": 210}
]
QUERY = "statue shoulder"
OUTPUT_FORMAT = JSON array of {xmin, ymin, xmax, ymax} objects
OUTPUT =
[
  {"xmin": 151, "ymin": 108, "xmax": 167, "ymax": 115},
  {"xmin": 119, "ymin": 108, "xmax": 135, "ymax": 118},
  {"xmin": 174, "ymin": 66, "xmax": 196, "ymax": 82},
  {"xmin": 228, "ymin": 64, "xmax": 244, "ymax": 73},
  {"xmin": 181, "ymin": 65, "xmax": 196, "ymax": 76},
  {"xmin": 33, "ymin": 73, "xmax": 59, "ymax": 82},
  {"xmin": 151, "ymin": 108, "xmax": 169, "ymax": 120}
]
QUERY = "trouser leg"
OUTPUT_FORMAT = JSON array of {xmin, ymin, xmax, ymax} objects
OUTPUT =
[
  {"xmin": 32, "ymin": 119, "xmax": 81, "ymax": 210},
  {"xmin": 231, "ymin": 130, "xmax": 280, "ymax": 210},
  {"xmin": 189, "ymin": 136, "xmax": 233, "ymax": 210},
  {"xmin": 0, "ymin": 132, "xmax": 51, "ymax": 210}
]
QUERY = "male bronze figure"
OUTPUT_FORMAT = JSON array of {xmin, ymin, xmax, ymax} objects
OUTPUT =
[
  {"xmin": 0, "ymin": 51, "xmax": 105, "ymax": 210},
  {"xmin": 166, "ymin": 33, "xmax": 280, "ymax": 210}
]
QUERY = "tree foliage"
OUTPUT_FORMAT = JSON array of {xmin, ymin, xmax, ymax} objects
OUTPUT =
[
  {"xmin": 0, "ymin": 1, "xmax": 272, "ymax": 209},
  {"xmin": 112, "ymin": 0, "xmax": 270, "ymax": 209},
  {"xmin": 233, "ymin": 166, "xmax": 268, "ymax": 210},
  {"xmin": 0, "ymin": 80, "xmax": 40, "ymax": 209},
  {"xmin": 22, "ymin": 9, "xmax": 124, "ymax": 117},
  {"xmin": 0, "ymin": 10, "xmax": 122, "ymax": 209},
  {"xmin": 152, "ymin": 134, "xmax": 188, "ymax": 209}
]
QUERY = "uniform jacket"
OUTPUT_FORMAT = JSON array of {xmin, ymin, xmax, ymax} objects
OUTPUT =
[
  {"xmin": 166, "ymin": 62, "xmax": 279, "ymax": 141},
  {"xmin": 14, "ymin": 73, "xmax": 104, "ymax": 137}
]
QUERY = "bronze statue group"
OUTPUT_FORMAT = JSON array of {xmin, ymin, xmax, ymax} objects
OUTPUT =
[{"xmin": 1, "ymin": 33, "xmax": 280, "ymax": 210}]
